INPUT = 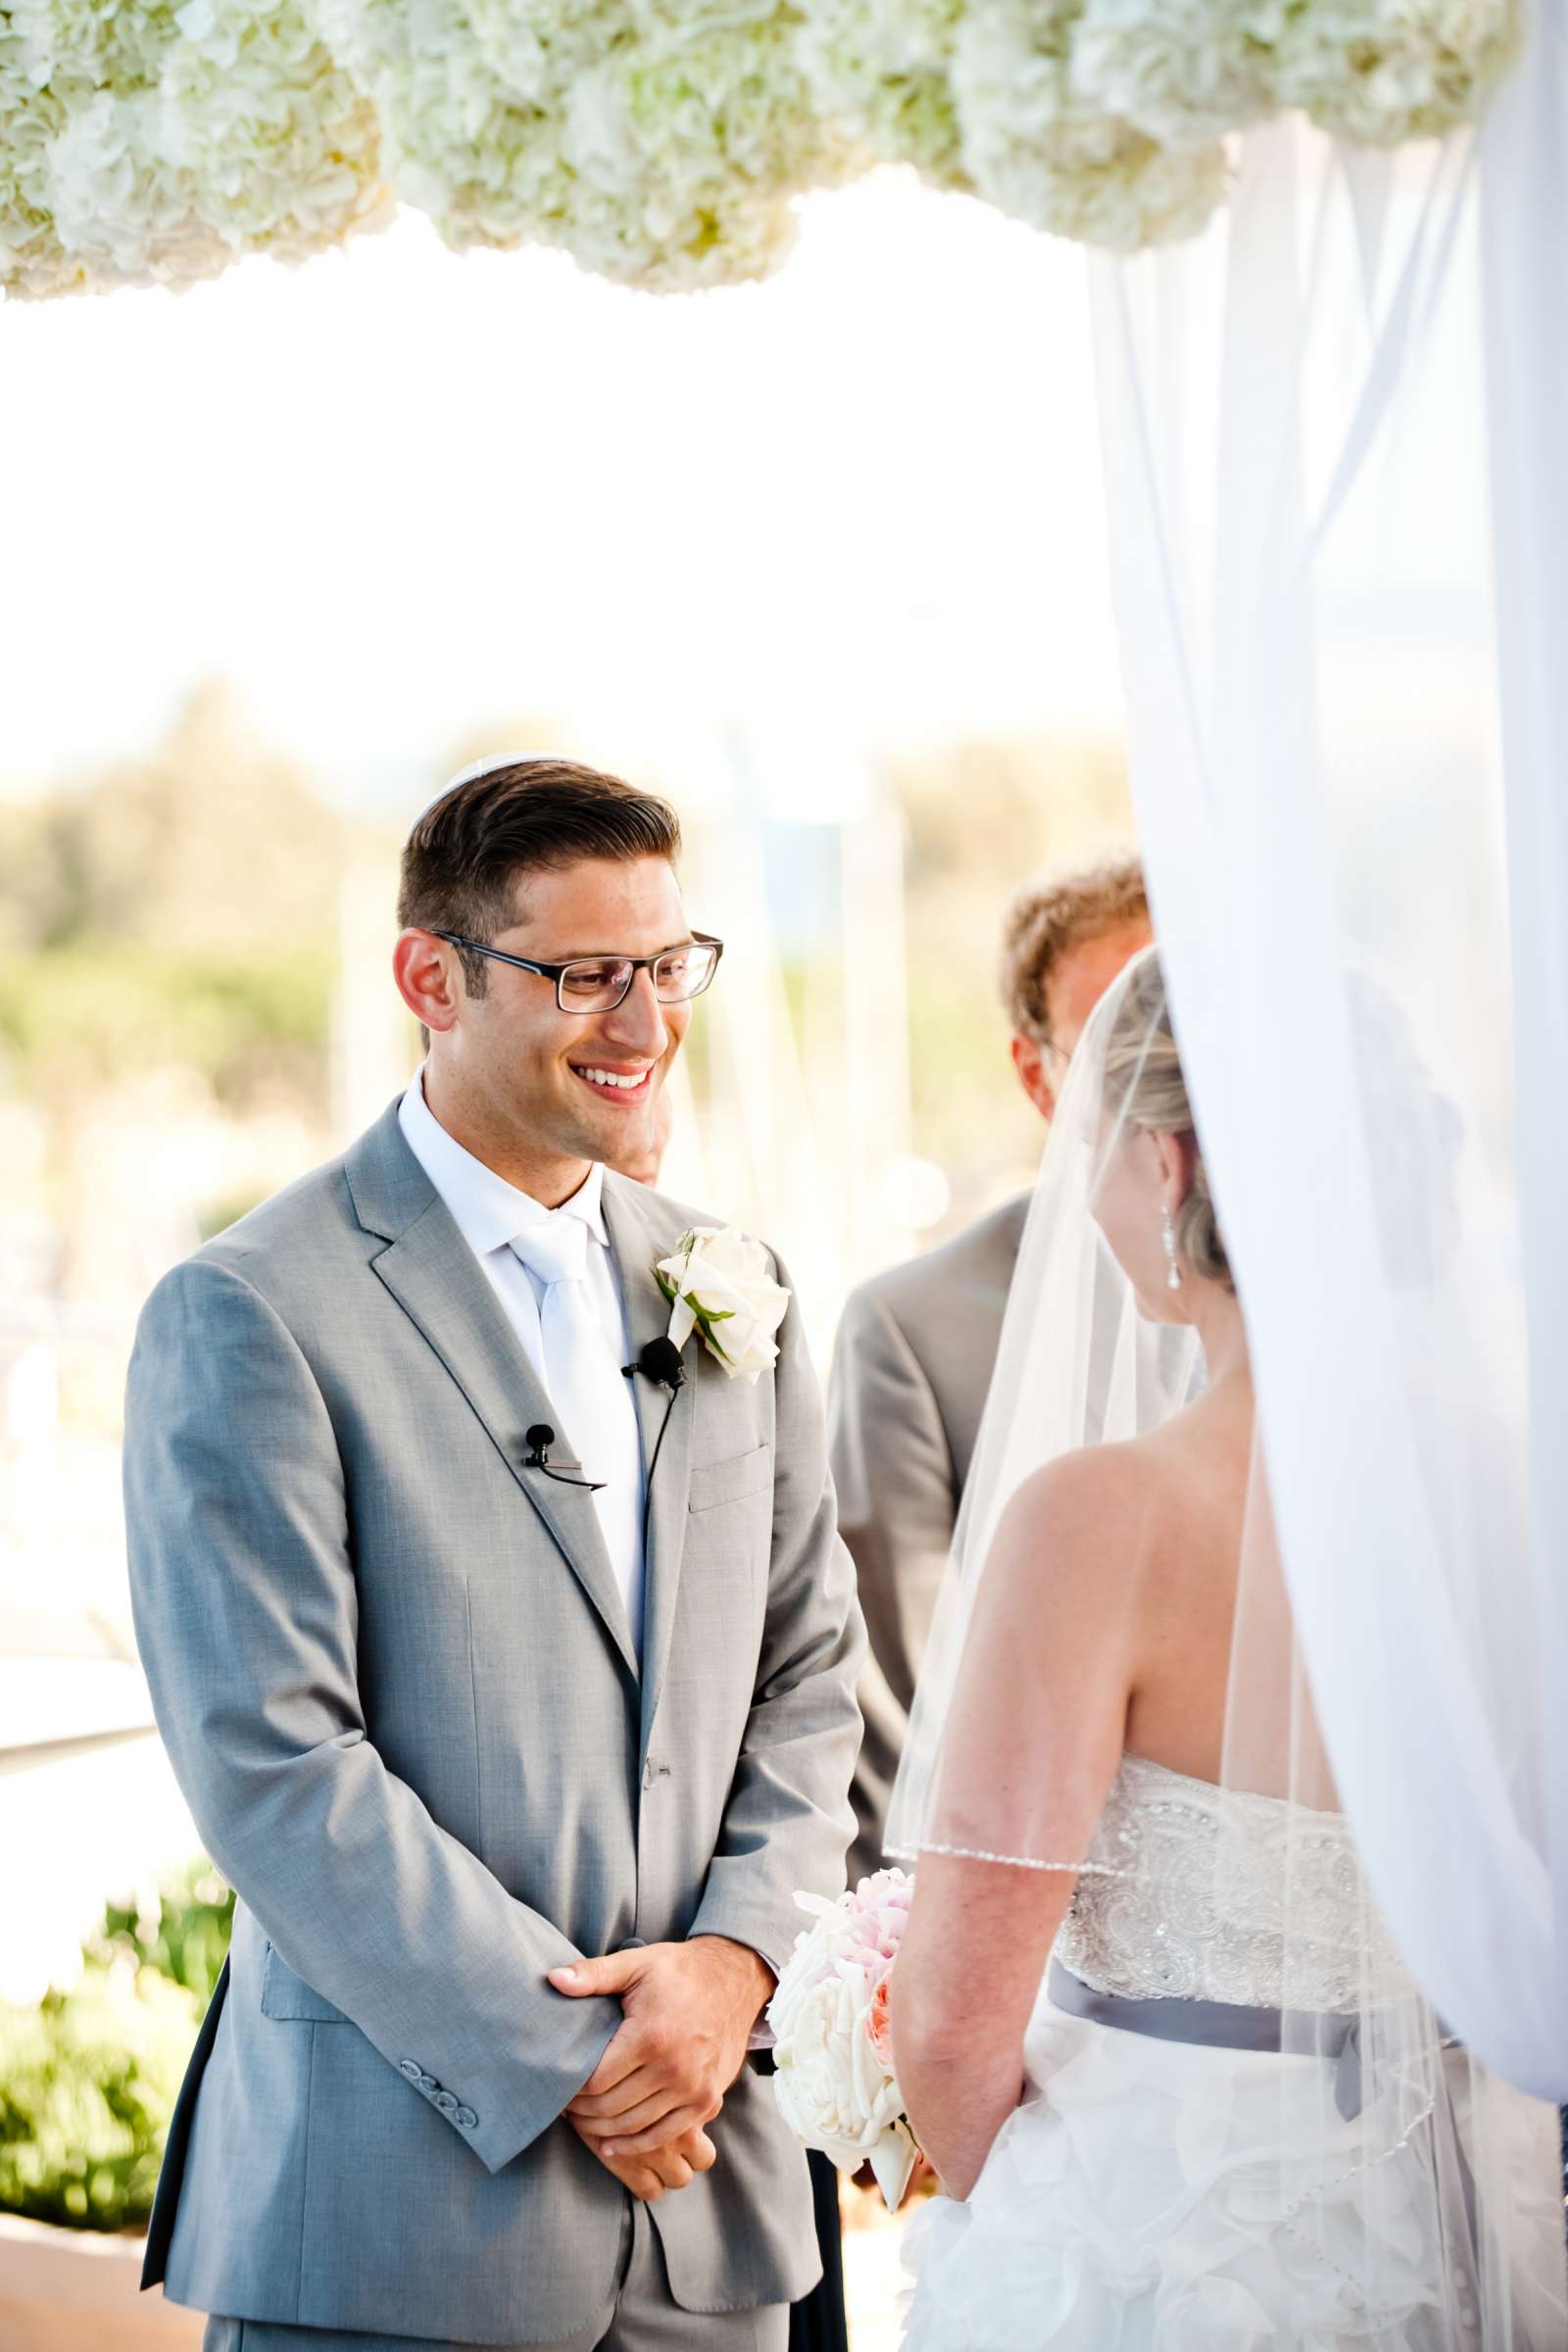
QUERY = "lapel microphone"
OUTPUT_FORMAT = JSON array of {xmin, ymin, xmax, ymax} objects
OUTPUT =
[
  {"xmin": 523, "ymin": 1424, "xmax": 606, "ymax": 1494},
  {"xmin": 622, "ymin": 1338, "xmax": 686, "ymax": 1395}
]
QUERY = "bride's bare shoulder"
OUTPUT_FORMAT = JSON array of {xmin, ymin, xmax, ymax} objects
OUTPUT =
[
  {"xmin": 995, "ymin": 1436, "xmax": 1166, "ymax": 1578},
  {"xmin": 971, "ymin": 1442, "xmax": 1168, "ymax": 1674},
  {"xmin": 993, "ymin": 1408, "xmax": 1243, "ymax": 1632}
]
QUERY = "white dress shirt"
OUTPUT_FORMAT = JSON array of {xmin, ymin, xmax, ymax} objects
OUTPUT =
[{"xmin": 398, "ymin": 1071, "xmax": 648, "ymax": 1657}]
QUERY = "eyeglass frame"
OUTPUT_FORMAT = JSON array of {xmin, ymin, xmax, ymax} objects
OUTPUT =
[{"xmin": 428, "ymin": 928, "xmax": 725, "ymax": 1013}]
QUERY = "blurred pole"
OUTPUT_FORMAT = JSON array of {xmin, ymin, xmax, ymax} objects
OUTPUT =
[
  {"xmin": 656, "ymin": 1052, "xmax": 710, "ymax": 1207},
  {"xmin": 840, "ymin": 794, "xmax": 916, "ymax": 1283},
  {"xmin": 4, "ymin": 1336, "xmax": 58, "ymax": 1556},
  {"xmin": 685, "ymin": 808, "xmax": 844, "ymax": 1363}
]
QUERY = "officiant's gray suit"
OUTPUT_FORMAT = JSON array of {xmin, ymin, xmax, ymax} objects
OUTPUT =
[
  {"xmin": 124, "ymin": 1100, "xmax": 863, "ymax": 2347},
  {"xmin": 828, "ymin": 1197, "xmax": 1026, "ymax": 1883}
]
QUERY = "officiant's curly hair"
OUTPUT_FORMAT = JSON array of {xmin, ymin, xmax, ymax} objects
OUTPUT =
[
  {"xmin": 400, "ymin": 758, "xmax": 682, "ymax": 997},
  {"xmin": 1001, "ymin": 850, "xmax": 1150, "ymax": 1050}
]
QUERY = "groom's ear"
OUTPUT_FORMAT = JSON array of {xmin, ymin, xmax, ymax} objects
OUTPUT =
[
  {"xmin": 1011, "ymin": 1033, "xmax": 1058, "ymax": 1123},
  {"xmin": 394, "ymin": 929, "xmax": 464, "ymax": 1040}
]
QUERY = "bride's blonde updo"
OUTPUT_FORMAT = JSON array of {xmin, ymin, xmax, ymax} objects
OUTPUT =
[{"xmin": 1101, "ymin": 953, "xmax": 1233, "ymax": 1292}]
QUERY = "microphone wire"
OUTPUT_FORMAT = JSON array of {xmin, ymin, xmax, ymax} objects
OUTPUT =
[{"xmin": 641, "ymin": 1383, "xmax": 681, "ymax": 1559}]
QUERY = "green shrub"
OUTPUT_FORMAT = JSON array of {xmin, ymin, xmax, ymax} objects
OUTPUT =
[
  {"xmin": 89, "ymin": 1861, "xmax": 234, "ymax": 2008},
  {"xmin": 0, "ymin": 1861, "xmax": 233, "ymax": 2233},
  {"xmin": 0, "ymin": 1963, "xmax": 197, "ymax": 2231}
]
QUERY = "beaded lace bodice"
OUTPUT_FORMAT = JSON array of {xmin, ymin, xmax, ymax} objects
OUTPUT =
[{"xmin": 1054, "ymin": 1754, "xmax": 1402, "ymax": 2013}]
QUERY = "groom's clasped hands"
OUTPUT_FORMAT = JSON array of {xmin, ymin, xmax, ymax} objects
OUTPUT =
[{"xmin": 550, "ymin": 1934, "xmax": 776, "ymax": 2203}]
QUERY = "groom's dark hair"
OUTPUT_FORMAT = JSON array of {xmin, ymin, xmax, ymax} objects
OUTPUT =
[{"xmin": 399, "ymin": 758, "xmax": 682, "ymax": 998}]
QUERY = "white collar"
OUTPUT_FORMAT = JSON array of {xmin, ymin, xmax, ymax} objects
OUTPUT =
[{"xmin": 398, "ymin": 1069, "xmax": 610, "ymax": 1260}]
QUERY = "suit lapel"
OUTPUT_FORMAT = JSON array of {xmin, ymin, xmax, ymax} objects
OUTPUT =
[
  {"xmin": 348, "ymin": 1104, "xmax": 639, "ymax": 1686},
  {"xmin": 602, "ymin": 1176, "xmax": 695, "ymax": 1756}
]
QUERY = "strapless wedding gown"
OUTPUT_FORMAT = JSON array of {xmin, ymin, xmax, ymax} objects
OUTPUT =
[{"xmin": 900, "ymin": 1755, "xmax": 1566, "ymax": 2350}]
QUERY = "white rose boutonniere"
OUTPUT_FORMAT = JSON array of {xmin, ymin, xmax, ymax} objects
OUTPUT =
[{"xmin": 656, "ymin": 1227, "xmax": 792, "ymax": 1383}]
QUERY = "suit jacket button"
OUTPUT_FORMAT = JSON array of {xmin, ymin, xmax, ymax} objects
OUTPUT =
[
  {"xmin": 456, "ymin": 2106, "xmax": 478, "ymax": 2130},
  {"xmin": 399, "ymin": 2061, "xmax": 421, "ymax": 2081},
  {"xmin": 434, "ymin": 2091, "xmax": 459, "ymax": 2116},
  {"xmin": 418, "ymin": 2074, "xmax": 439, "ymax": 2092}
]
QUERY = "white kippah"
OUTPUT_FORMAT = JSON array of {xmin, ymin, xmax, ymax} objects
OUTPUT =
[{"xmin": 404, "ymin": 752, "xmax": 554, "ymax": 841}]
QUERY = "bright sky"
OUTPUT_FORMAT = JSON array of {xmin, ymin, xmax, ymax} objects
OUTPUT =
[{"xmin": 0, "ymin": 173, "xmax": 1123, "ymax": 818}]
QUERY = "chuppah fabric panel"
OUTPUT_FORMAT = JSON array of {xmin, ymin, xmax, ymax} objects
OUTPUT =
[{"xmin": 1086, "ymin": 11, "xmax": 1568, "ymax": 2100}]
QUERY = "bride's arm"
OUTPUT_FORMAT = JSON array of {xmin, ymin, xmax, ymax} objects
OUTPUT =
[
  {"xmin": 893, "ymin": 1848, "xmax": 1075, "ymax": 2200},
  {"xmin": 892, "ymin": 1449, "xmax": 1145, "ymax": 2200}
]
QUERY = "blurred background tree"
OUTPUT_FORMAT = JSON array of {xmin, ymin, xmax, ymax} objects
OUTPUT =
[
  {"xmin": 0, "ymin": 681, "xmax": 353, "ymax": 1119},
  {"xmin": 0, "ymin": 686, "xmax": 402, "ymax": 1303}
]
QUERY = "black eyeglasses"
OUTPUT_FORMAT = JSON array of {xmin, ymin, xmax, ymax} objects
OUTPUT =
[{"xmin": 431, "ymin": 930, "xmax": 724, "ymax": 1014}]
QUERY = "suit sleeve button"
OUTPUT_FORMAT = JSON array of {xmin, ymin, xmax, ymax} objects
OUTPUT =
[
  {"xmin": 418, "ymin": 2074, "xmax": 438, "ymax": 2092},
  {"xmin": 399, "ymin": 2061, "xmax": 421, "ymax": 2081},
  {"xmin": 456, "ymin": 2106, "xmax": 478, "ymax": 2130},
  {"xmin": 434, "ymin": 2091, "xmax": 459, "ymax": 2116}
]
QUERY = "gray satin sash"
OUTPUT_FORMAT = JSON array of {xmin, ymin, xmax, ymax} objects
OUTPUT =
[{"xmin": 1047, "ymin": 1958, "xmax": 1367, "ymax": 2121}]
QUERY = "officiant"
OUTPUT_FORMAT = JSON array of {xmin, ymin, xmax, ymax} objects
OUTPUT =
[{"xmin": 830, "ymin": 854, "xmax": 1152, "ymax": 1884}]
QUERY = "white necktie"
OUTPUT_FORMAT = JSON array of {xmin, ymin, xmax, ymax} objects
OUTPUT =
[{"xmin": 511, "ymin": 1217, "xmax": 645, "ymax": 1655}]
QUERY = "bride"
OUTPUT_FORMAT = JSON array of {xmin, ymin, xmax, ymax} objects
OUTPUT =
[{"xmin": 887, "ymin": 948, "xmax": 1566, "ymax": 2349}]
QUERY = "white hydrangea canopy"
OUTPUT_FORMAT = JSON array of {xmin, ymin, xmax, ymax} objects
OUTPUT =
[{"xmin": 0, "ymin": 0, "xmax": 1522, "ymax": 296}]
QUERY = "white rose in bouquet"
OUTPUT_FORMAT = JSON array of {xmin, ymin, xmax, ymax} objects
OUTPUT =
[
  {"xmin": 767, "ymin": 1871, "xmax": 920, "ymax": 2211},
  {"xmin": 656, "ymin": 1226, "xmax": 791, "ymax": 1382}
]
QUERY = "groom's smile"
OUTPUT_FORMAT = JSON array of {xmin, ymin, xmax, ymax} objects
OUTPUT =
[{"xmin": 569, "ymin": 1061, "xmax": 657, "ymax": 1103}]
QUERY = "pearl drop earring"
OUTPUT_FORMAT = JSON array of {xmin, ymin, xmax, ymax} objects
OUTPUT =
[{"xmin": 1161, "ymin": 1206, "xmax": 1183, "ymax": 1291}]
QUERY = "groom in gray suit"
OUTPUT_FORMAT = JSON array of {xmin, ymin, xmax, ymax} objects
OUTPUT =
[
  {"xmin": 124, "ymin": 759, "xmax": 864, "ymax": 2351},
  {"xmin": 830, "ymin": 852, "xmax": 1150, "ymax": 1882}
]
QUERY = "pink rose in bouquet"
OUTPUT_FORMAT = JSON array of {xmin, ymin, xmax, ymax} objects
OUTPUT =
[
  {"xmin": 765, "ymin": 1867, "xmax": 920, "ymax": 2210},
  {"xmin": 866, "ymin": 1969, "xmax": 896, "ymax": 2072}
]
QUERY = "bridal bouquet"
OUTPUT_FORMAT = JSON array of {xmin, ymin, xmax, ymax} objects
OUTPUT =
[{"xmin": 766, "ymin": 1868, "xmax": 922, "ymax": 2210}]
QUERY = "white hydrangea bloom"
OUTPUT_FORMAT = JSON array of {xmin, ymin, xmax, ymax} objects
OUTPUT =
[
  {"xmin": 795, "ymin": 0, "xmax": 968, "ymax": 182},
  {"xmin": 161, "ymin": 0, "xmax": 389, "ymax": 257},
  {"xmin": 0, "ymin": 14, "xmax": 74, "ymax": 299},
  {"xmin": 1070, "ymin": 0, "xmax": 1289, "ymax": 145},
  {"xmin": 954, "ymin": 0, "xmax": 1229, "ymax": 252},
  {"xmin": 1267, "ymin": 0, "xmax": 1518, "ymax": 145},
  {"xmin": 0, "ymin": 0, "xmax": 386, "ymax": 302},
  {"xmin": 312, "ymin": 0, "xmax": 858, "ymax": 291}
]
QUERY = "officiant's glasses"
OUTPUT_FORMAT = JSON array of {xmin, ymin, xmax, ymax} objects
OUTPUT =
[{"xmin": 431, "ymin": 930, "xmax": 724, "ymax": 1014}]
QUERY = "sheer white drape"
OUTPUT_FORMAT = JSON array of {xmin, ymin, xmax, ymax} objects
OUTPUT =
[{"xmin": 1086, "ymin": 13, "xmax": 1568, "ymax": 2098}]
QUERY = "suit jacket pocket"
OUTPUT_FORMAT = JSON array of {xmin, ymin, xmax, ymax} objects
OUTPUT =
[
  {"xmin": 261, "ymin": 1941, "xmax": 351, "ymax": 2025},
  {"xmin": 688, "ymin": 1444, "xmax": 772, "ymax": 1515}
]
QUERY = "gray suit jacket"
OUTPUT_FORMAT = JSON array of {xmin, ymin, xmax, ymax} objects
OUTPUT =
[
  {"xmin": 124, "ymin": 1102, "xmax": 863, "ymax": 2344},
  {"xmin": 827, "ymin": 1196, "xmax": 1027, "ymax": 1884}
]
